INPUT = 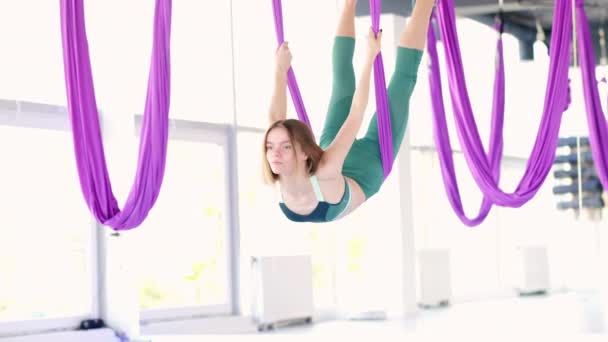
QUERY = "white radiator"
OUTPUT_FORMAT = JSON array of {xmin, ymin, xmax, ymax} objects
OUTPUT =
[
  {"xmin": 417, "ymin": 248, "xmax": 451, "ymax": 308},
  {"xmin": 251, "ymin": 255, "xmax": 314, "ymax": 331},
  {"xmin": 514, "ymin": 245, "xmax": 550, "ymax": 295}
]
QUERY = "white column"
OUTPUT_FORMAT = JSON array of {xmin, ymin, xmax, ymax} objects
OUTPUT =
[
  {"xmin": 393, "ymin": 14, "xmax": 419, "ymax": 317},
  {"xmin": 98, "ymin": 229, "xmax": 140, "ymax": 338},
  {"xmin": 96, "ymin": 66, "xmax": 141, "ymax": 338}
]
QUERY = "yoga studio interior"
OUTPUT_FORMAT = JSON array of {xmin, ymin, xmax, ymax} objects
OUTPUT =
[{"xmin": 2, "ymin": 0, "xmax": 608, "ymax": 340}]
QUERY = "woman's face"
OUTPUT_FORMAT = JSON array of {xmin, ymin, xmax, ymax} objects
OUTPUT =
[{"xmin": 265, "ymin": 127, "xmax": 304, "ymax": 176}]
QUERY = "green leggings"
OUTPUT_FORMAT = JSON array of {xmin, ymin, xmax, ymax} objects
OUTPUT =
[{"xmin": 319, "ymin": 37, "xmax": 422, "ymax": 199}]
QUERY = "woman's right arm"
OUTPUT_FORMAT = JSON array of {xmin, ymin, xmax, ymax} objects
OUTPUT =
[
  {"xmin": 320, "ymin": 28, "xmax": 382, "ymax": 173},
  {"xmin": 269, "ymin": 42, "xmax": 292, "ymax": 124}
]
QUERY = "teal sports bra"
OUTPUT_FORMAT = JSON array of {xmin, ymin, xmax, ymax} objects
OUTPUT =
[{"xmin": 279, "ymin": 175, "xmax": 352, "ymax": 223}]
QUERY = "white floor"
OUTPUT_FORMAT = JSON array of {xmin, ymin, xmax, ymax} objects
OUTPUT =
[
  {"xmin": 275, "ymin": 291, "xmax": 605, "ymax": 335},
  {"xmin": 148, "ymin": 290, "xmax": 608, "ymax": 341}
]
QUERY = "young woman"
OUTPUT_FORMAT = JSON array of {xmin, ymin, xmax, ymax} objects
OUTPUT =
[{"xmin": 264, "ymin": 0, "xmax": 434, "ymax": 223}]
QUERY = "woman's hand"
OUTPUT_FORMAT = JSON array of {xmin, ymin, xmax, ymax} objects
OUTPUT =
[
  {"xmin": 366, "ymin": 27, "xmax": 382, "ymax": 61},
  {"xmin": 275, "ymin": 42, "xmax": 293, "ymax": 73}
]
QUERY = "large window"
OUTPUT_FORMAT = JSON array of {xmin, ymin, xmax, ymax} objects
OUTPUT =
[
  {"xmin": 332, "ymin": 166, "xmax": 403, "ymax": 314},
  {"xmin": 405, "ymin": 18, "xmax": 584, "ymax": 302},
  {"xmin": 0, "ymin": 2, "xmax": 64, "ymax": 106},
  {"xmin": 231, "ymin": 0, "xmax": 335, "ymax": 130},
  {"xmin": 409, "ymin": 146, "xmax": 599, "ymax": 302},
  {"xmin": 0, "ymin": 123, "xmax": 96, "ymax": 326},
  {"xmin": 132, "ymin": 120, "xmax": 233, "ymax": 321},
  {"xmin": 410, "ymin": 150, "xmax": 502, "ymax": 301},
  {"xmin": 169, "ymin": 0, "xmax": 234, "ymax": 124}
]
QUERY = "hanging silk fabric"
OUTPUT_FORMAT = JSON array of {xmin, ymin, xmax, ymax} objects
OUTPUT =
[
  {"xmin": 60, "ymin": 0, "xmax": 172, "ymax": 230},
  {"xmin": 575, "ymin": 0, "xmax": 608, "ymax": 191},
  {"xmin": 427, "ymin": 15, "xmax": 505, "ymax": 226},
  {"xmin": 271, "ymin": 0, "xmax": 395, "ymax": 177},
  {"xmin": 432, "ymin": 0, "xmax": 571, "ymax": 210}
]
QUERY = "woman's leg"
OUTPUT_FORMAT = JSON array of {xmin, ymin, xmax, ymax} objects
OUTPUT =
[
  {"xmin": 319, "ymin": 0, "xmax": 358, "ymax": 149},
  {"xmin": 335, "ymin": 0, "xmax": 357, "ymax": 37},
  {"xmin": 400, "ymin": 0, "xmax": 435, "ymax": 50},
  {"xmin": 362, "ymin": 0, "xmax": 435, "ymax": 156},
  {"xmin": 342, "ymin": 0, "xmax": 435, "ymax": 200}
]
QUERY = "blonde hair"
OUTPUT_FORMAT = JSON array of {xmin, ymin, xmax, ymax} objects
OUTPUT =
[{"xmin": 262, "ymin": 119, "xmax": 324, "ymax": 184}]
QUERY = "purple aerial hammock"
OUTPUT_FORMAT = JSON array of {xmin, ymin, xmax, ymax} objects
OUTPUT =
[
  {"xmin": 60, "ymin": 0, "xmax": 172, "ymax": 230},
  {"xmin": 427, "ymin": 12, "xmax": 505, "ymax": 226},
  {"xmin": 575, "ymin": 0, "xmax": 608, "ymax": 194},
  {"xmin": 429, "ymin": 0, "xmax": 572, "ymax": 226}
]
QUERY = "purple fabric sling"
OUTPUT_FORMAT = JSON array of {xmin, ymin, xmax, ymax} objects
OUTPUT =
[
  {"xmin": 576, "ymin": 0, "xmax": 608, "ymax": 191},
  {"xmin": 60, "ymin": 0, "xmax": 172, "ymax": 230},
  {"xmin": 432, "ymin": 0, "xmax": 571, "ymax": 211},
  {"xmin": 427, "ymin": 14, "xmax": 505, "ymax": 226}
]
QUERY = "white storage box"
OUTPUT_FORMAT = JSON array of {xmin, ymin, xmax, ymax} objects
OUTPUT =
[
  {"xmin": 514, "ymin": 245, "xmax": 550, "ymax": 295},
  {"xmin": 251, "ymin": 255, "xmax": 314, "ymax": 331},
  {"xmin": 417, "ymin": 248, "xmax": 451, "ymax": 308}
]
